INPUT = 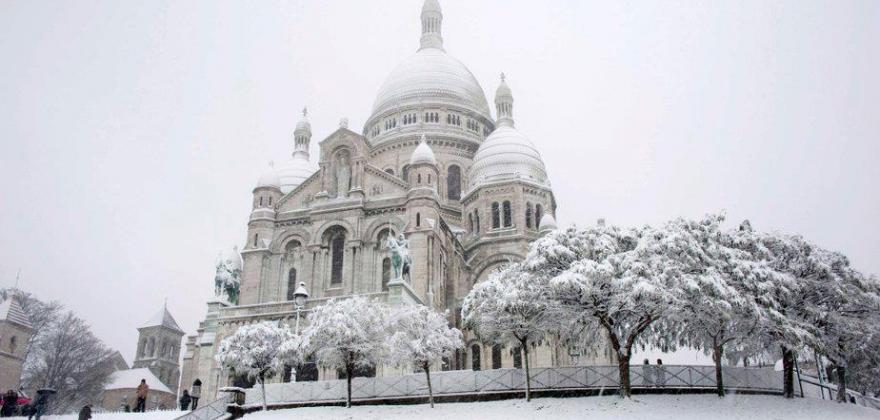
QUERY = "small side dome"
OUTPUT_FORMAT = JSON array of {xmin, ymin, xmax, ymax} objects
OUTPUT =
[
  {"xmin": 410, "ymin": 135, "xmax": 437, "ymax": 166},
  {"xmin": 219, "ymin": 245, "xmax": 243, "ymax": 272},
  {"xmin": 255, "ymin": 162, "xmax": 280, "ymax": 189},
  {"xmin": 539, "ymin": 214, "xmax": 558, "ymax": 231}
]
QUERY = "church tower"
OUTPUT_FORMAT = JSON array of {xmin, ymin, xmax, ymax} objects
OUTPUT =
[
  {"xmin": 0, "ymin": 290, "xmax": 33, "ymax": 392},
  {"xmin": 133, "ymin": 305, "xmax": 184, "ymax": 394}
]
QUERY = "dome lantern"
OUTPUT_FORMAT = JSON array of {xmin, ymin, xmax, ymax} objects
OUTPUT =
[
  {"xmin": 293, "ymin": 107, "xmax": 311, "ymax": 158},
  {"xmin": 495, "ymin": 73, "xmax": 514, "ymax": 128},
  {"xmin": 420, "ymin": 0, "xmax": 443, "ymax": 51}
]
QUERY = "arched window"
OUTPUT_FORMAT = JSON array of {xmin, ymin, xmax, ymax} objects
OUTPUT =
[
  {"xmin": 512, "ymin": 347, "xmax": 522, "ymax": 369},
  {"xmin": 502, "ymin": 201, "xmax": 512, "ymax": 227},
  {"xmin": 475, "ymin": 210, "xmax": 481, "ymax": 233},
  {"xmin": 254, "ymin": 233, "xmax": 259, "ymax": 248},
  {"xmin": 9, "ymin": 336, "xmax": 17, "ymax": 353},
  {"xmin": 468, "ymin": 213, "xmax": 474, "ymax": 233},
  {"xmin": 382, "ymin": 257, "xmax": 391, "ymax": 291},
  {"xmin": 447, "ymin": 165, "xmax": 461, "ymax": 200},
  {"xmin": 471, "ymin": 345, "xmax": 481, "ymax": 371},
  {"xmin": 324, "ymin": 226, "xmax": 347, "ymax": 286},
  {"xmin": 427, "ymin": 174, "xmax": 431, "ymax": 184},
  {"xmin": 148, "ymin": 337, "xmax": 156, "ymax": 357},
  {"xmin": 491, "ymin": 203, "xmax": 500, "ymax": 229},
  {"xmin": 535, "ymin": 204, "xmax": 544, "ymax": 227},
  {"xmin": 492, "ymin": 344, "xmax": 503, "ymax": 369},
  {"xmin": 259, "ymin": 196, "xmax": 263, "ymax": 206},
  {"xmin": 416, "ymin": 213, "xmax": 421, "ymax": 227},
  {"xmin": 526, "ymin": 203, "xmax": 533, "ymax": 229},
  {"xmin": 286, "ymin": 268, "xmax": 297, "ymax": 300},
  {"xmin": 268, "ymin": 197, "xmax": 272, "ymax": 206},
  {"xmin": 401, "ymin": 165, "xmax": 410, "ymax": 181},
  {"xmin": 417, "ymin": 173, "xmax": 422, "ymax": 184}
]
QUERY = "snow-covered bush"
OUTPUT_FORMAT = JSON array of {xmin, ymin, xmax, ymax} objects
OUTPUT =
[
  {"xmin": 386, "ymin": 305, "xmax": 463, "ymax": 407},
  {"xmin": 462, "ymin": 263, "xmax": 559, "ymax": 401},
  {"xmin": 302, "ymin": 296, "xmax": 389, "ymax": 407},
  {"xmin": 215, "ymin": 321, "xmax": 296, "ymax": 410}
]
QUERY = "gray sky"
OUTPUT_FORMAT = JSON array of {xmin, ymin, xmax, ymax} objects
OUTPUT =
[{"xmin": 1, "ymin": 0, "xmax": 878, "ymax": 365}]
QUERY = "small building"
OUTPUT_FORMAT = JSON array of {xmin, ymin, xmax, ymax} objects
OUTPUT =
[
  {"xmin": 99, "ymin": 368, "xmax": 176, "ymax": 411},
  {"xmin": 0, "ymin": 291, "xmax": 33, "ymax": 392}
]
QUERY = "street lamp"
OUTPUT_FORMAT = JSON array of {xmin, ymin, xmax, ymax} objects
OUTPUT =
[{"xmin": 293, "ymin": 282, "xmax": 309, "ymax": 334}]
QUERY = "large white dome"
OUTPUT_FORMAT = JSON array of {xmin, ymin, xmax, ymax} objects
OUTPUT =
[
  {"xmin": 275, "ymin": 153, "xmax": 318, "ymax": 194},
  {"xmin": 469, "ymin": 125, "xmax": 549, "ymax": 189},
  {"xmin": 371, "ymin": 48, "xmax": 492, "ymax": 123}
]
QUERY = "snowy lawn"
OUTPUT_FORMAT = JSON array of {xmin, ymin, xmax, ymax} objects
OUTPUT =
[
  {"xmin": 248, "ymin": 395, "xmax": 877, "ymax": 420},
  {"xmin": 42, "ymin": 410, "xmax": 184, "ymax": 420}
]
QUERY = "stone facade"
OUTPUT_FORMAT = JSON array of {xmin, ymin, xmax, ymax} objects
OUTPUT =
[
  {"xmin": 0, "ymin": 292, "xmax": 33, "ymax": 392},
  {"xmin": 181, "ymin": 0, "xmax": 612, "ymax": 401}
]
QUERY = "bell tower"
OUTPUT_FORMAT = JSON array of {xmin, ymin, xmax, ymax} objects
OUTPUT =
[
  {"xmin": 133, "ymin": 304, "xmax": 185, "ymax": 394},
  {"xmin": 0, "ymin": 290, "xmax": 33, "ymax": 392}
]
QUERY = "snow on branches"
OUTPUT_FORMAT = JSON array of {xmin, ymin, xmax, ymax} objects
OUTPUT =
[
  {"xmin": 216, "ymin": 321, "xmax": 296, "ymax": 410},
  {"xmin": 386, "ymin": 305, "xmax": 463, "ymax": 407}
]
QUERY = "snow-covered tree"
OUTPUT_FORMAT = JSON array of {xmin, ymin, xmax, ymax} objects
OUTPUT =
[
  {"xmin": 386, "ymin": 305, "xmax": 463, "ymax": 407},
  {"xmin": 302, "ymin": 296, "xmax": 388, "ymax": 408},
  {"xmin": 524, "ymin": 223, "xmax": 685, "ymax": 398},
  {"xmin": 743, "ymin": 230, "xmax": 822, "ymax": 398},
  {"xmin": 462, "ymin": 263, "xmax": 559, "ymax": 401},
  {"xmin": 215, "ymin": 321, "xmax": 295, "ymax": 410},
  {"xmin": 660, "ymin": 215, "xmax": 782, "ymax": 397},
  {"xmin": 792, "ymin": 249, "xmax": 880, "ymax": 402}
]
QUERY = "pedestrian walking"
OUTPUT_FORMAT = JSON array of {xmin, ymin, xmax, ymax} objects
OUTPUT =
[
  {"xmin": 77, "ymin": 404, "xmax": 92, "ymax": 420},
  {"xmin": 134, "ymin": 379, "xmax": 149, "ymax": 413},
  {"xmin": 27, "ymin": 389, "xmax": 52, "ymax": 420},
  {"xmin": 1, "ymin": 390, "xmax": 17, "ymax": 417},
  {"xmin": 656, "ymin": 359, "xmax": 666, "ymax": 386},
  {"xmin": 190, "ymin": 379, "xmax": 202, "ymax": 411},
  {"xmin": 179, "ymin": 390, "xmax": 192, "ymax": 411}
]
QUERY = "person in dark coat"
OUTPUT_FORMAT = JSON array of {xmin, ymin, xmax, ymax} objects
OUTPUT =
[
  {"xmin": 179, "ymin": 389, "xmax": 192, "ymax": 411},
  {"xmin": 656, "ymin": 359, "xmax": 666, "ymax": 386},
  {"xmin": 190, "ymin": 379, "xmax": 202, "ymax": 410},
  {"xmin": 77, "ymin": 404, "xmax": 92, "ymax": 420},
  {"xmin": 1, "ymin": 390, "xmax": 17, "ymax": 417},
  {"xmin": 27, "ymin": 391, "xmax": 49, "ymax": 420}
]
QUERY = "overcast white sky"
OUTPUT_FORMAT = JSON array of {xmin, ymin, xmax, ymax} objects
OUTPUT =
[{"xmin": 1, "ymin": 0, "xmax": 878, "ymax": 365}]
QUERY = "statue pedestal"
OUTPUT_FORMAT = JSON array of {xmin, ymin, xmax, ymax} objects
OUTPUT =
[{"xmin": 386, "ymin": 279, "xmax": 421, "ymax": 306}]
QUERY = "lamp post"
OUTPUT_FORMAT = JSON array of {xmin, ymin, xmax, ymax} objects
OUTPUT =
[{"xmin": 293, "ymin": 282, "xmax": 309, "ymax": 335}]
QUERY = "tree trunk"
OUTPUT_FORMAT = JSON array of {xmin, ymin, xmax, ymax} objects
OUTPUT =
[
  {"xmin": 345, "ymin": 364, "xmax": 353, "ymax": 408},
  {"xmin": 712, "ymin": 345, "xmax": 725, "ymax": 397},
  {"xmin": 618, "ymin": 352, "xmax": 632, "ymax": 398},
  {"xmin": 259, "ymin": 372, "xmax": 267, "ymax": 411},
  {"xmin": 424, "ymin": 362, "xmax": 434, "ymax": 408},
  {"xmin": 522, "ymin": 341, "xmax": 532, "ymax": 402},
  {"xmin": 835, "ymin": 364, "xmax": 847, "ymax": 403},
  {"xmin": 781, "ymin": 346, "xmax": 795, "ymax": 399}
]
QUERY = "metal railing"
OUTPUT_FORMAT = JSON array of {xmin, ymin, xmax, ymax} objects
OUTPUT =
[
  {"xmin": 798, "ymin": 373, "xmax": 880, "ymax": 410},
  {"xmin": 173, "ymin": 393, "xmax": 232, "ymax": 420},
  {"xmin": 245, "ymin": 365, "xmax": 784, "ymax": 407}
]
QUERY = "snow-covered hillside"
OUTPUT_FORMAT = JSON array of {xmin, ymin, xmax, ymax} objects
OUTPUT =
[{"xmin": 249, "ymin": 395, "xmax": 876, "ymax": 420}]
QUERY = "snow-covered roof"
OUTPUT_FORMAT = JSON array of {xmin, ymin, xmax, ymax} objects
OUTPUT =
[
  {"xmin": 104, "ymin": 368, "xmax": 171, "ymax": 394},
  {"xmin": 140, "ymin": 306, "xmax": 183, "ymax": 334},
  {"xmin": 0, "ymin": 293, "xmax": 32, "ymax": 329}
]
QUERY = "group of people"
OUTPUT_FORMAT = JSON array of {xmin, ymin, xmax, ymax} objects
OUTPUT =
[
  {"xmin": 0, "ymin": 389, "xmax": 53, "ymax": 420},
  {"xmin": 0, "ymin": 390, "xmax": 22, "ymax": 417},
  {"xmin": 178, "ymin": 379, "xmax": 202, "ymax": 411},
  {"xmin": 642, "ymin": 359, "xmax": 667, "ymax": 386}
]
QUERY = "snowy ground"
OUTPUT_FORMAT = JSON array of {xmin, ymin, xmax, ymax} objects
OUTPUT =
[
  {"xmin": 42, "ymin": 410, "xmax": 184, "ymax": 420},
  {"xmin": 249, "ymin": 395, "xmax": 877, "ymax": 420}
]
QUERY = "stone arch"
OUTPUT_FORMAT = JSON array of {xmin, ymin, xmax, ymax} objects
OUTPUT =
[
  {"xmin": 313, "ymin": 220, "xmax": 356, "ymax": 246},
  {"xmin": 363, "ymin": 216, "xmax": 406, "ymax": 245},
  {"xmin": 472, "ymin": 253, "xmax": 523, "ymax": 284},
  {"xmin": 272, "ymin": 228, "xmax": 312, "ymax": 253},
  {"xmin": 322, "ymin": 225, "xmax": 349, "ymax": 286}
]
